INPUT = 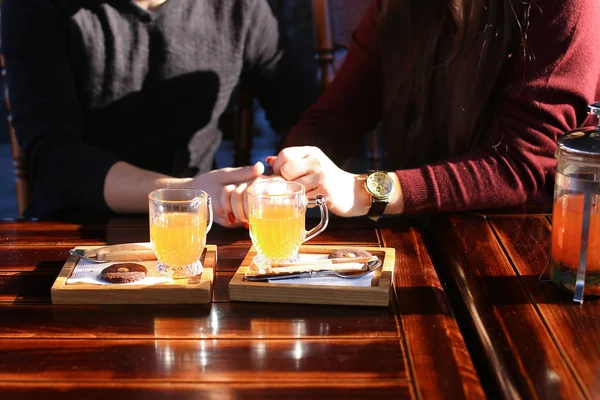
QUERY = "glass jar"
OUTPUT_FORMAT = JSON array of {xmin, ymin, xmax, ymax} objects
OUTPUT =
[{"xmin": 550, "ymin": 102, "xmax": 600, "ymax": 303}]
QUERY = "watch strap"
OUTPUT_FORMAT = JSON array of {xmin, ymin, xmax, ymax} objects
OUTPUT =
[{"xmin": 367, "ymin": 197, "xmax": 388, "ymax": 221}]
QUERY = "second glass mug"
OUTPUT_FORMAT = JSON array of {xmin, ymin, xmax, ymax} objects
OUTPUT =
[
  {"xmin": 247, "ymin": 180, "xmax": 329, "ymax": 269},
  {"xmin": 148, "ymin": 188, "xmax": 213, "ymax": 278}
]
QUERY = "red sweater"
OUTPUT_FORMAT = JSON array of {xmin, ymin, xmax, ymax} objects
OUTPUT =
[{"xmin": 285, "ymin": 0, "xmax": 600, "ymax": 213}]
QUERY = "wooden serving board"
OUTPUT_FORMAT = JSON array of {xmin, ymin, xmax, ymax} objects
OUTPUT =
[
  {"xmin": 51, "ymin": 245, "xmax": 216, "ymax": 305},
  {"xmin": 229, "ymin": 245, "xmax": 395, "ymax": 307}
]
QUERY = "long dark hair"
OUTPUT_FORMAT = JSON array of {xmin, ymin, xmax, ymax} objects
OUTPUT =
[{"xmin": 379, "ymin": 0, "xmax": 533, "ymax": 169}]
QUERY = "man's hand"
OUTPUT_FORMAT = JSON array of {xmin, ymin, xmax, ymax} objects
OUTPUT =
[
  {"xmin": 220, "ymin": 174, "xmax": 286, "ymax": 227},
  {"xmin": 193, "ymin": 162, "xmax": 265, "ymax": 227}
]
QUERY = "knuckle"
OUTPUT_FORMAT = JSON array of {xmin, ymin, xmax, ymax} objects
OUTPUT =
[
  {"xmin": 279, "ymin": 148, "xmax": 293, "ymax": 160},
  {"xmin": 316, "ymin": 171, "xmax": 327, "ymax": 183},
  {"xmin": 224, "ymin": 184, "xmax": 236, "ymax": 194},
  {"xmin": 234, "ymin": 183, "xmax": 247, "ymax": 195},
  {"xmin": 280, "ymin": 163, "xmax": 293, "ymax": 179},
  {"xmin": 312, "ymin": 159, "xmax": 323, "ymax": 173}
]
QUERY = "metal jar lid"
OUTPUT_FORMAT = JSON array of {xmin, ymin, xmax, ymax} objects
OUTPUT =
[{"xmin": 558, "ymin": 102, "xmax": 600, "ymax": 158}]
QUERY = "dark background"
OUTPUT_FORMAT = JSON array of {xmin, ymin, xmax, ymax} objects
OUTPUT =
[
  {"xmin": 0, "ymin": 0, "xmax": 316, "ymax": 218},
  {"xmin": 0, "ymin": 77, "xmax": 7, "ymax": 143}
]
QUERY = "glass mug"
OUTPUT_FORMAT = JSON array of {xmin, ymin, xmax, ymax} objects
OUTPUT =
[
  {"xmin": 247, "ymin": 180, "xmax": 329, "ymax": 269},
  {"xmin": 148, "ymin": 188, "xmax": 213, "ymax": 278}
]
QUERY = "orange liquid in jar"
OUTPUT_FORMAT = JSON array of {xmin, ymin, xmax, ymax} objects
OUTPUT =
[
  {"xmin": 550, "ymin": 193, "xmax": 600, "ymax": 294},
  {"xmin": 551, "ymin": 194, "xmax": 600, "ymax": 271}
]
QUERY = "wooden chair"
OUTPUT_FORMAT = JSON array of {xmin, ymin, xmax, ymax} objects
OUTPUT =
[
  {"xmin": 311, "ymin": 0, "xmax": 380, "ymax": 170},
  {"xmin": 1, "ymin": 51, "xmax": 30, "ymax": 219},
  {"xmin": 0, "ymin": 0, "xmax": 29, "ymax": 218}
]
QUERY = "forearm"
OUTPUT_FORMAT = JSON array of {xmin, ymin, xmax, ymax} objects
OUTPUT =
[
  {"xmin": 385, "ymin": 172, "xmax": 404, "ymax": 214},
  {"xmin": 104, "ymin": 161, "xmax": 193, "ymax": 213},
  {"xmin": 395, "ymin": 145, "xmax": 554, "ymax": 214}
]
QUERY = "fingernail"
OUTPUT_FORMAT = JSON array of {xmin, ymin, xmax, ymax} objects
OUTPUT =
[
  {"xmin": 228, "ymin": 212, "xmax": 236, "ymax": 225},
  {"xmin": 242, "ymin": 222, "xmax": 249, "ymax": 230},
  {"xmin": 264, "ymin": 156, "xmax": 276, "ymax": 165}
]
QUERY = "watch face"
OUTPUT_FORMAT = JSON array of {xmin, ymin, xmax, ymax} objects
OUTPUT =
[{"xmin": 366, "ymin": 172, "xmax": 393, "ymax": 198}]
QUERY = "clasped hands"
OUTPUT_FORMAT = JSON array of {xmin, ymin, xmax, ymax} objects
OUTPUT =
[{"xmin": 207, "ymin": 146, "xmax": 370, "ymax": 228}]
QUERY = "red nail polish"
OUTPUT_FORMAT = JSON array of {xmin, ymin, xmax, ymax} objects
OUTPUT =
[
  {"xmin": 228, "ymin": 212, "xmax": 236, "ymax": 225},
  {"xmin": 242, "ymin": 222, "xmax": 249, "ymax": 230}
]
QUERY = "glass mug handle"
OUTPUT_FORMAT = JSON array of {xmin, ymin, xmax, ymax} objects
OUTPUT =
[
  {"xmin": 206, "ymin": 195, "xmax": 214, "ymax": 233},
  {"xmin": 304, "ymin": 194, "xmax": 329, "ymax": 243},
  {"xmin": 192, "ymin": 194, "xmax": 213, "ymax": 232}
]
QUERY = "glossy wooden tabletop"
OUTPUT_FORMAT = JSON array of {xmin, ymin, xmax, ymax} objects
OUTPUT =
[
  {"xmin": 427, "ymin": 211, "xmax": 600, "ymax": 400},
  {"xmin": 0, "ymin": 216, "xmax": 483, "ymax": 399}
]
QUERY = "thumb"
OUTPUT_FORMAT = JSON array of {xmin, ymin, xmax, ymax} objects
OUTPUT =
[{"xmin": 217, "ymin": 162, "xmax": 264, "ymax": 184}]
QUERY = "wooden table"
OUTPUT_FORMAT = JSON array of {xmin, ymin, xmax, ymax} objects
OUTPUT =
[
  {"xmin": 427, "ymin": 211, "xmax": 600, "ymax": 400},
  {"xmin": 2, "ymin": 212, "xmax": 598, "ymax": 399},
  {"xmin": 0, "ymin": 217, "xmax": 483, "ymax": 399}
]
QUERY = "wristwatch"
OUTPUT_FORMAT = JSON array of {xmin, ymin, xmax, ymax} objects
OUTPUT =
[{"xmin": 364, "ymin": 171, "xmax": 395, "ymax": 221}]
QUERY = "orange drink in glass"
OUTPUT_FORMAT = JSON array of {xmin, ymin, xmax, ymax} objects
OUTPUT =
[
  {"xmin": 149, "ymin": 188, "xmax": 213, "ymax": 278},
  {"xmin": 247, "ymin": 180, "xmax": 328, "ymax": 269},
  {"xmin": 249, "ymin": 203, "xmax": 306, "ymax": 260}
]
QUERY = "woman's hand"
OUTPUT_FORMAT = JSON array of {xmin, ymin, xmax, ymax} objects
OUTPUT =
[
  {"xmin": 192, "ymin": 162, "xmax": 265, "ymax": 227},
  {"xmin": 268, "ymin": 146, "xmax": 371, "ymax": 217}
]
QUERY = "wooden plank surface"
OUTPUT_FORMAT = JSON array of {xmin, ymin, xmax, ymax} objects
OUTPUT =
[
  {"xmin": 213, "ymin": 271, "xmax": 235, "ymax": 302},
  {"xmin": 0, "ymin": 271, "xmax": 56, "ymax": 303},
  {"xmin": 0, "ymin": 339, "xmax": 408, "ymax": 382},
  {"xmin": 0, "ymin": 218, "xmax": 380, "ymax": 247},
  {"xmin": 490, "ymin": 216, "xmax": 600, "ymax": 398},
  {"xmin": 427, "ymin": 214, "xmax": 586, "ymax": 399},
  {"xmin": 0, "ymin": 382, "xmax": 413, "ymax": 400},
  {"xmin": 216, "ymin": 245, "xmax": 254, "ymax": 271},
  {"xmin": 380, "ymin": 221, "xmax": 485, "ymax": 400},
  {"xmin": 0, "ymin": 301, "xmax": 400, "ymax": 339},
  {"xmin": 0, "ymin": 216, "xmax": 486, "ymax": 400},
  {"xmin": 0, "ymin": 246, "xmax": 73, "ymax": 272}
]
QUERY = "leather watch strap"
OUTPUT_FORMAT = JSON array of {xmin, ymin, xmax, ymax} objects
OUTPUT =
[{"xmin": 367, "ymin": 198, "xmax": 388, "ymax": 221}]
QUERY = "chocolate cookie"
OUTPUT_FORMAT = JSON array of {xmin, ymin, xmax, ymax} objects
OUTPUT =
[
  {"xmin": 328, "ymin": 248, "xmax": 373, "ymax": 259},
  {"xmin": 101, "ymin": 263, "xmax": 147, "ymax": 284}
]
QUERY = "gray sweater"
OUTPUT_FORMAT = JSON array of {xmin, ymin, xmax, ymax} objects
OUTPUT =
[{"xmin": 1, "ymin": 0, "xmax": 316, "ymax": 219}]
